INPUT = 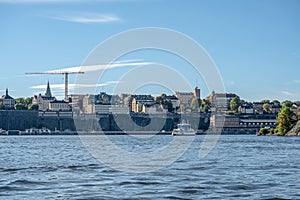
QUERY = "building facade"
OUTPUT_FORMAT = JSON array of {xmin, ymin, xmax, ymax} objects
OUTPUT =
[
  {"xmin": 0, "ymin": 88, "xmax": 16, "ymax": 109},
  {"xmin": 32, "ymin": 81, "xmax": 56, "ymax": 111}
]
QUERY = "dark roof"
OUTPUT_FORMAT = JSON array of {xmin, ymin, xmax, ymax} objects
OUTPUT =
[
  {"xmin": 41, "ymin": 96, "xmax": 56, "ymax": 101},
  {"xmin": 165, "ymin": 95, "xmax": 178, "ymax": 100},
  {"xmin": 214, "ymin": 93, "xmax": 238, "ymax": 98},
  {"xmin": 50, "ymin": 100, "xmax": 68, "ymax": 104},
  {"xmin": 131, "ymin": 95, "xmax": 154, "ymax": 101},
  {"xmin": 2, "ymin": 89, "xmax": 14, "ymax": 100}
]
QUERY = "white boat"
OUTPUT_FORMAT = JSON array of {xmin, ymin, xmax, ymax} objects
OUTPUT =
[{"xmin": 172, "ymin": 123, "xmax": 196, "ymax": 136}]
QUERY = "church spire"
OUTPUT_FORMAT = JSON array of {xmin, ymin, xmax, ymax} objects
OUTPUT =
[
  {"xmin": 6, "ymin": 88, "xmax": 8, "ymax": 96},
  {"xmin": 45, "ymin": 81, "xmax": 52, "ymax": 97}
]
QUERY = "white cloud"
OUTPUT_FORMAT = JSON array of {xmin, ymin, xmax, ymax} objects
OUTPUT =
[
  {"xmin": 48, "ymin": 12, "xmax": 120, "ymax": 24},
  {"xmin": 281, "ymin": 90, "xmax": 296, "ymax": 97},
  {"xmin": 46, "ymin": 60, "xmax": 153, "ymax": 73},
  {"xmin": 31, "ymin": 82, "xmax": 119, "ymax": 90},
  {"xmin": 293, "ymin": 80, "xmax": 300, "ymax": 84}
]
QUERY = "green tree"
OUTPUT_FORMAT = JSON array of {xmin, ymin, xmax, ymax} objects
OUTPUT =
[
  {"xmin": 276, "ymin": 106, "xmax": 294, "ymax": 134},
  {"xmin": 200, "ymin": 99, "xmax": 211, "ymax": 113},
  {"xmin": 156, "ymin": 94, "xmax": 166, "ymax": 104},
  {"xmin": 272, "ymin": 100, "xmax": 280, "ymax": 106},
  {"xmin": 261, "ymin": 100, "xmax": 270, "ymax": 104},
  {"xmin": 16, "ymin": 98, "xmax": 25, "ymax": 104},
  {"xmin": 14, "ymin": 103, "xmax": 27, "ymax": 110},
  {"xmin": 24, "ymin": 97, "xmax": 32, "ymax": 108},
  {"xmin": 230, "ymin": 97, "xmax": 242, "ymax": 113},
  {"xmin": 263, "ymin": 103, "xmax": 271, "ymax": 113},
  {"xmin": 282, "ymin": 100, "xmax": 293, "ymax": 108},
  {"xmin": 28, "ymin": 103, "xmax": 39, "ymax": 110},
  {"xmin": 0, "ymin": 102, "xmax": 4, "ymax": 110}
]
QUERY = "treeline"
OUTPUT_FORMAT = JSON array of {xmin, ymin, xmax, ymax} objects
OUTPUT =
[{"xmin": 0, "ymin": 97, "xmax": 38, "ymax": 110}]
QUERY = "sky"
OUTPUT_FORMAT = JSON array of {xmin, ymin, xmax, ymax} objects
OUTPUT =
[{"xmin": 0, "ymin": 0, "xmax": 299, "ymax": 101}]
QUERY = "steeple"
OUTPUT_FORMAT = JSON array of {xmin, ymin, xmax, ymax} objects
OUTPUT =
[
  {"xmin": 45, "ymin": 81, "xmax": 52, "ymax": 97},
  {"xmin": 6, "ymin": 88, "xmax": 8, "ymax": 96}
]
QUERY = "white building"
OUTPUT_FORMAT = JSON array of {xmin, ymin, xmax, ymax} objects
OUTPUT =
[
  {"xmin": 49, "ymin": 100, "xmax": 70, "ymax": 111},
  {"xmin": 33, "ymin": 81, "xmax": 56, "ymax": 111}
]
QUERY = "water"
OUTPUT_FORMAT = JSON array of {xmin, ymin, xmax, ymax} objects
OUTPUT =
[{"xmin": 0, "ymin": 135, "xmax": 299, "ymax": 199}]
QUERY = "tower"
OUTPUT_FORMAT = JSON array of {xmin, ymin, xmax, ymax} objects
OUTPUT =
[
  {"xmin": 194, "ymin": 86, "xmax": 200, "ymax": 99},
  {"xmin": 45, "ymin": 81, "xmax": 52, "ymax": 97}
]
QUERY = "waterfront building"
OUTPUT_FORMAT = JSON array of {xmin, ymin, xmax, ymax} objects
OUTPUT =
[
  {"xmin": 32, "ymin": 81, "xmax": 56, "ymax": 111},
  {"xmin": 239, "ymin": 103, "xmax": 254, "ymax": 114},
  {"xmin": 130, "ymin": 95, "xmax": 155, "ymax": 113},
  {"xmin": 165, "ymin": 95, "xmax": 180, "ymax": 110},
  {"xmin": 49, "ymin": 100, "xmax": 70, "ymax": 111},
  {"xmin": 174, "ymin": 91, "xmax": 194, "ymax": 105},
  {"xmin": 0, "ymin": 88, "xmax": 16, "ymax": 109},
  {"xmin": 82, "ymin": 94, "xmax": 95, "ymax": 114},
  {"xmin": 208, "ymin": 92, "xmax": 238, "ymax": 113},
  {"xmin": 69, "ymin": 94, "xmax": 86, "ymax": 113}
]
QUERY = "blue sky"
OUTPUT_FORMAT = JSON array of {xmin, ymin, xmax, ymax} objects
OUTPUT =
[{"xmin": 0, "ymin": 0, "xmax": 299, "ymax": 101}]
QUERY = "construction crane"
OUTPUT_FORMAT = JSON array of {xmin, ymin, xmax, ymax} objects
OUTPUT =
[{"xmin": 25, "ymin": 71, "xmax": 84, "ymax": 101}]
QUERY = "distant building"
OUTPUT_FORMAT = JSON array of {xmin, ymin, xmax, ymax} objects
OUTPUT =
[
  {"xmin": 32, "ymin": 81, "xmax": 56, "ymax": 111},
  {"xmin": 0, "ymin": 88, "xmax": 16, "ymax": 109},
  {"xmin": 291, "ymin": 103, "xmax": 299, "ymax": 115},
  {"xmin": 165, "ymin": 95, "xmax": 180, "ymax": 110},
  {"xmin": 208, "ymin": 92, "xmax": 238, "ymax": 112},
  {"xmin": 69, "ymin": 94, "xmax": 87, "ymax": 113},
  {"xmin": 130, "ymin": 95, "xmax": 155, "ymax": 113},
  {"xmin": 270, "ymin": 104, "xmax": 282, "ymax": 114},
  {"xmin": 239, "ymin": 103, "xmax": 254, "ymax": 114},
  {"xmin": 95, "ymin": 92, "xmax": 122, "ymax": 105},
  {"xmin": 82, "ymin": 94, "xmax": 95, "ymax": 114},
  {"xmin": 175, "ymin": 87, "xmax": 200, "ymax": 106},
  {"xmin": 194, "ymin": 87, "xmax": 201, "ymax": 99},
  {"xmin": 174, "ymin": 91, "xmax": 194, "ymax": 105},
  {"xmin": 80, "ymin": 93, "xmax": 130, "ymax": 114},
  {"xmin": 49, "ymin": 100, "xmax": 70, "ymax": 111}
]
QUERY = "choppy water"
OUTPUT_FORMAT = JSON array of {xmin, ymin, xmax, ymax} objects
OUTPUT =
[{"xmin": 0, "ymin": 135, "xmax": 299, "ymax": 199}]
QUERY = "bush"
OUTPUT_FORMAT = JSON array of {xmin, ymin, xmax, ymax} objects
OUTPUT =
[
  {"xmin": 270, "ymin": 128, "xmax": 275, "ymax": 135},
  {"xmin": 259, "ymin": 128, "xmax": 269, "ymax": 135}
]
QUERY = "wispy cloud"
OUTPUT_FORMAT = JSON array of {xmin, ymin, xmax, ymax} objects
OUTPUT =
[
  {"xmin": 293, "ymin": 80, "xmax": 300, "ymax": 84},
  {"xmin": 46, "ymin": 60, "xmax": 153, "ymax": 73},
  {"xmin": 49, "ymin": 12, "xmax": 120, "ymax": 24},
  {"xmin": 31, "ymin": 81, "xmax": 119, "ymax": 90},
  {"xmin": 281, "ymin": 90, "xmax": 296, "ymax": 97}
]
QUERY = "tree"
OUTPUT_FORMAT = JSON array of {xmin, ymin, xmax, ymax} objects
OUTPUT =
[
  {"xmin": 263, "ymin": 103, "xmax": 271, "ymax": 113},
  {"xmin": 24, "ymin": 97, "xmax": 32, "ymax": 108},
  {"xmin": 230, "ymin": 97, "xmax": 242, "ymax": 113},
  {"xmin": 165, "ymin": 101, "xmax": 173, "ymax": 112},
  {"xmin": 272, "ymin": 100, "xmax": 280, "ymax": 106},
  {"xmin": 14, "ymin": 103, "xmax": 27, "ymax": 110},
  {"xmin": 28, "ymin": 104, "xmax": 39, "ymax": 110},
  {"xmin": 261, "ymin": 100, "xmax": 270, "ymax": 104},
  {"xmin": 276, "ymin": 106, "xmax": 294, "ymax": 134},
  {"xmin": 156, "ymin": 94, "xmax": 166, "ymax": 104},
  {"xmin": 282, "ymin": 100, "xmax": 293, "ymax": 108},
  {"xmin": 190, "ymin": 98, "xmax": 201, "ymax": 111},
  {"xmin": 200, "ymin": 99, "xmax": 211, "ymax": 113},
  {"xmin": 0, "ymin": 102, "xmax": 4, "ymax": 110},
  {"xmin": 16, "ymin": 98, "xmax": 25, "ymax": 104}
]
